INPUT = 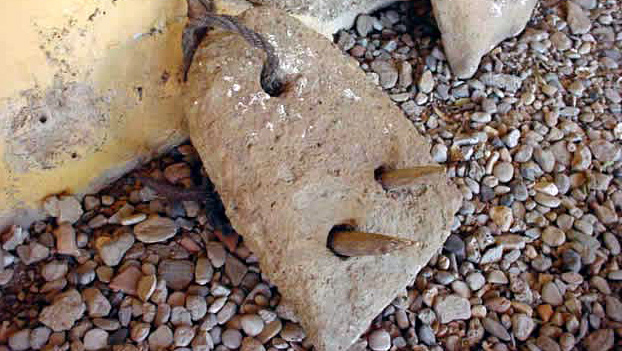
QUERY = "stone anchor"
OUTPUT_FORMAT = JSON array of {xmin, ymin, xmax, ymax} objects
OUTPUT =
[{"xmin": 184, "ymin": 7, "xmax": 461, "ymax": 351}]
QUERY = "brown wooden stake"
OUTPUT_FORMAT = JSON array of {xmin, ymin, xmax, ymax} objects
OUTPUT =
[
  {"xmin": 378, "ymin": 165, "xmax": 445, "ymax": 189},
  {"xmin": 328, "ymin": 229, "xmax": 418, "ymax": 257}
]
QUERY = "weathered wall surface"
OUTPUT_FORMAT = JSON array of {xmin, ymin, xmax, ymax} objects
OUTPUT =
[
  {"xmin": 0, "ymin": 0, "xmax": 393, "ymax": 232},
  {"xmin": 0, "ymin": 0, "xmax": 192, "ymax": 230}
]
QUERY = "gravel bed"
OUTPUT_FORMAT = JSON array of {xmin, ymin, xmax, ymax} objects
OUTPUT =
[{"xmin": 1, "ymin": 0, "xmax": 621, "ymax": 350}]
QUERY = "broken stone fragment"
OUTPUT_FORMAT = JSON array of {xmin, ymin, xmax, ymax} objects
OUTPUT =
[
  {"xmin": 109, "ymin": 265, "xmax": 142, "ymax": 295},
  {"xmin": 431, "ymin": 0, "xmax": 537, "ymax": 78},
  {"xmin": 16, "ymin": 242, "xmax": 50, "ymax": 265},
  {"xmin": 43, "ymin": 195, "xmax": 84, "ymax": 224},
  {"xmin": 53, "ymin": 223, "xmax": 80, "ymax": 256},
  {"xmin": 39, "ymin": 289, "xmax": 86, "ymax": 332},
  {"xmin": 96, "ymin": 227, "xmax": 135, "ymax": 266},
  {"xmin": 82, "ymin": 288, "xmax": 112, "ymax": 318},
  {"xmin": 184, "ymin": 7, "xmax": 461, "ymax": 351},
  {"xmin": 1, "ymin": 225, "xmax": 28, "ymax": 251}
]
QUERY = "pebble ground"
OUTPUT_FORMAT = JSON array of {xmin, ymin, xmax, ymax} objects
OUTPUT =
[{"xmin": 1, "ymin": 0, "xmax": 621, "ymax": 351}]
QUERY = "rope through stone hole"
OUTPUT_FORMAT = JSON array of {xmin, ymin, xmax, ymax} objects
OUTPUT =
[{"xmin": 183, "ymin": 0, "xmax": 286, "ymax": 97}]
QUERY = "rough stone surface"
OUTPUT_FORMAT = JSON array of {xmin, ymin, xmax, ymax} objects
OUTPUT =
[
  {"xmin": 185, "ymin": 8, "xmax": 460, "ymax": 351},
  {"xmin": 431, "ymin": 0, "xmax": 537, "ymax": 78}
]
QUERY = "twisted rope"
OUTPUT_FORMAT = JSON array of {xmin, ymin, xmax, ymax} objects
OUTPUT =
[{"xmin": 183, "ymin": 11, "xmax": 285, "ymax": 96}]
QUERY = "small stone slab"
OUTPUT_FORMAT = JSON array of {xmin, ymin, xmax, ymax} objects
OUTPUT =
[{"xmin": 185, "ymin": 8, "xmax": 461, "ymax": 351}]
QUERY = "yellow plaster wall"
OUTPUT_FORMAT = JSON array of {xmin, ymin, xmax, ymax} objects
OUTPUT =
[
  {"xmin": 0, "ymin": 0, "xmax": 195, "ymax": 229},
  {"xmin": 0, "ymin": 0, "xmax": 342, "ymax": 231}
]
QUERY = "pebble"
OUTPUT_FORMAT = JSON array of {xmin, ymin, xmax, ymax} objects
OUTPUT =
[
  {"xmin": 590, "ymin": 139, "xmax": 621, "ymax": 162},
  {"xmin": 550, "ymin": 31, "xmax": 571, "ymax": 50},
  {"xmin": 109, "ymin": 265, "xmax": 142, "ymax": 295},
  {"xmin": 280, "ymin": 323, "xmax": 305, "ymax": 342},
  {"xmin": 482, "ymin": 317, "xmax": 511, "ymax": 341},
  {"xmin": 567, "ymin": 1, "xmax": 592, "ymax": 34},
  {"xmin": 16, "ymin": 241, "xmax": 49, "ymax": 265},
  {"xmin": 533, "ymin": 148, "xmax": 555, "ymax": 173},
  {"xmin": 82, "ymin": 288, "xmax": 111, "ymax": 317},
  {"xmin": 206, "ymin": 242, "xmax": 227, "ymax": 268},
  {"xmin": 53, "ymin": 223, "xmax": 80, "ymax": 257},
  {"xmin": 217, "ymin": 302, "xmax": 237, "ymax": 324},
  {"xmin": 536, "ymin": 335, "xmax": 561, "ymax": 351},
  {"xmin": 39, "ymin": 289, "xmax": 85, "ymax": 331},
  {"xmin": 542, "ymin": 226, "xmax": 566, "ymax": 247},
  {"xmin": 2, "ymin": 225, "xmax": 27, "ymax": 251},
  {"xmin": 42, "ymin": 260, "xmax": 68, "ymax": 281},
  {"xmin": 512, "ymin": 314, "xmax": 535, "ymax": 341},
  {"xmin": 134, "ymin": 216, "xmax": 178, "ymax": 243},
  {"xmin": 159, "ymin": 260, "xmax": 194, "ymax": 290},
  {"xmin": 241, "ymin": 314, "xmax": 264, "ymax": 337},
  {"xmin": 356, "ymin": 15, "xmax": 374, "ymax": 36},
  {"xmin": 8, "ymin": 329, "xmax": 30, "ymax": 351},
  {"xmin": 487, "ymin": 270, "xmax": 508, "ymax": 284},
  {"xmin": 222, "ymin": 329, "xmax": 243, "ymax": 349},
  {"xmin": 418, "ymin": 324, "xmax": 436, "ymax": 346},
  {"xmin": 562, "ymin": 250, "xmax": 582, "ymax": 272},
  {"xmin": 96, "ymin": 229, "xmax": 134, "ymax": 267},
  {"xmin": 583, "ymin": 329, "xmax": 614, "ymax": 351},
  {"xmin": 489, "ymin": 206, "xmax": 513, "ymax": 231},
  {"xmin": 186, "ymin": 295, "xmax": 207, "ymax": 321},
  {"xmin": 368, "ymin": 329, "xmax": 391, "ymax": 351},
  {"xmin": 534, "ymin": 193, "xmax": 561, "ymax": 207},
  {"xmin": 174, "ymin": 325, "xmax": 195, "ymax": 347},
  {"xmin": 131, "ymin": 323, "xmax": 150, "ymax": 342},
  {"xmin": 29, "ymin": 327, "xmax": 51, "ymax": 349},
  {"xmin": 137, "ymin": 274, "xmax": 157, "ymax": 302},
  {"xmin": 371, "ymin": 60, "xmax": 399, "ymax": 89},
  {"xmin": 83, "ymin": 329, "xmax": 108, "ymax": 351},
  {"xmin": 418, "ymin": 70, "xmax": 435, "ymax": 94},
  {"xmin": 604, "ymin": 296, "xmax": 622, "ymax": 322},
  {"xmin": 433, "ymin": 294, "xmax": 471, "ymax": 323},
  {"xmin": 541, "ymin": 281, "xmax": 563, "ymax": 306},
  {"xmin": 480, "ymin": 245, "xmax": 503, "ymax": 264},
  {"xmin": 148, "ymin": 325, "xmax": 173, "ymax": 351},
  {"xmin": 466, "ymin": 272, "xmax": 485, "ymax": 291},
  {"xmin": 224, "ymin": 254, "xmax": 248, "ymax": 286},
  {"xmin": 431, "ymin": 143, "xmax": 448, "ymax": 163},
  {"xmin": 240, "ymin": 337, "xmax": 266, "ymax": 351},
  {"xmin": 493, "ymin": 162, "xmax": 514, "ymax": 183}
]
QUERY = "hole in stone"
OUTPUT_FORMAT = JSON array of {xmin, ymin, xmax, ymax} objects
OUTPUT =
[
  {"xmin": 39, "ymin": 115, "xmax": 48, "ymax": 124},
  {"xmin": 327, "ymin": 223, "xmax": 356, "ymax": 259},
  {"xmin": 373, "ymin": 166, "xmax": 386, "ymax": 182},
  {"xmin": 71, "ymin": 153, "xmax": 78, "ymax": 159},
  {"xmin": 260, "ymin": 66, "xmax": 286, "ymax": 97}
]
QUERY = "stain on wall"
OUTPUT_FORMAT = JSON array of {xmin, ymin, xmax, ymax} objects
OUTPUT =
[{"xmin": 6, "ymin": 80, "xmax": 110, "ymax": 173}]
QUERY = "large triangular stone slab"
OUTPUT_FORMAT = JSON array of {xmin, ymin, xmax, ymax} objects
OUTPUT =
[{"xmin": 184, "ymin": 7, "xmax": 461, "ymax": 351}]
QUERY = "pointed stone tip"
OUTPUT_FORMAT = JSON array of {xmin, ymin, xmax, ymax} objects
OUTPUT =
[
  {"xmin": 328, "ymin": 229, "xmax": 418, "ymax": 257},
  {"xmin": 378, "ymin": 165, "xmax": 445, "ymax": 189}
]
